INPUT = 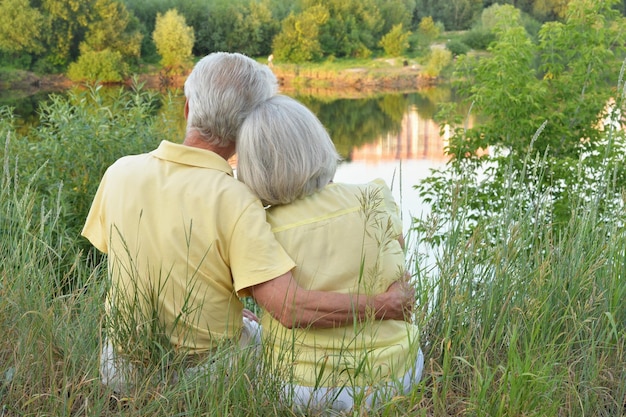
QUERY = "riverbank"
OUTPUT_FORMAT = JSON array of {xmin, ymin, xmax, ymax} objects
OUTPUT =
[
  {"xmin": 0, "ymin": 70, "xmax": 73, "ymax": 99},
  {"xmin": 271, "ymin": 58, "xmax": 436, "ymax": 97},
  {"xmin": 2, "ymin": 57, "xmax": 439, "ymax": 101}
]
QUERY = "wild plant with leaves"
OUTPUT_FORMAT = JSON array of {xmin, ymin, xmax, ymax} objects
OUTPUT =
[{"xmin": 417, "ymin": 0, "xmax": 626, "ymax": 245}]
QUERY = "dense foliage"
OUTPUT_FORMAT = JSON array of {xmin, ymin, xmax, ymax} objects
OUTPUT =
[
  {"xmin": 416, "ymin": 0, "xmax": 626, "ymax": 243},
  {"xmin": 2, "ymin": 84, "xmax": 182, "ymax": 261},
  {"xmin": 66, "ymin": 49, "xmax": 128, "ymax": 82},
  {"xmin": 2, "ymin": 0, "xmax": 626, "ymax": 77},
  {"xmin": 152, "ymin": 9, "xmax": 195, "ymax": 74},
  {"xmin": 379, "ymin": 24, "xmax": 412, "ymax": 57}
]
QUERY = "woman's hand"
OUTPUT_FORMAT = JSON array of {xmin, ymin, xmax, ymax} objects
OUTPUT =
[{"xmin": 242, "ymin": 308, "xmax": 260, "ymax": 323}]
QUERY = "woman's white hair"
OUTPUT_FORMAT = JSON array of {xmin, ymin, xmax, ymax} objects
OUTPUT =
[
  {"xmin": 237, "ymin": 95, "xmax": 341, "ymax": 206},
  {"xmin": 184, "ymin": 52, "xmax": 278, "ymax": 147}
]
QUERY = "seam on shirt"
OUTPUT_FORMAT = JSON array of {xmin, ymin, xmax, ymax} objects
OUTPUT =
[{"xmin": 271, "ymin": 206, "xmax": 361, "ymax": 233}]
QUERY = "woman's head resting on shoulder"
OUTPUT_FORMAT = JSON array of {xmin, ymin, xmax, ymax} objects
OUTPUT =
[{"xmin": 237, "ymin": 95, "xmax": 341, "ymax": 206}]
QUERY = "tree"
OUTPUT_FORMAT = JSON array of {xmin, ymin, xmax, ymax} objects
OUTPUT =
[
  {"xmin": 417, "ymin": 16, "xmax": 441, "ymax": 50},
  {"xmin": 444, "ymin": 0, "xmax": 483, "ymax": 29},
  {"xmin": 222, "ymin": 0, "xmax": 278, "ymax": 57},
  {"xmin": 272, "ymin": 5, "xmax": 329, "ymax": 63},
  {"xmin": 379, "ymin": 23, "xmax": 411, "ymax": 56},
  {"xmin": 65, "ymin": 0, "xmax": 142, "ymax": 82},
  {"xmin": 152, "ymin": 9, "xmax": 195, "ymax": 74},
  {"xmin": 310, "ymin": 0, "xmax": 383, "ymax": 58},
  {"xmin": 80, "ymin": 0, "xmax": 142, "ymax": 60},
  {"xmin": 414, "ymin": 0, "xmax": 482, "ymax": 30},
  {"xmin": 377, "ymin": 0, "xmax": 417, "ymax": 35},
  {"xmin": 187, "ymin": 0, "xmax": 277, "ymax": 56},
  {"xmin": 418, "ymin": 0, "xmax": 626, "ymax": 241},
  {"xmin": 532, "ymin": 0, "xmax": 573, "ymax": 20},
  {"xmin": 480, "ymin": 3, "xmax": 523, "ymax": 32},
  {"xmin": 0, "ymin": 0, "xmax": 44, "ymax": 56},
  {"xmin": 187, "ymin": 0, "xmax": 233, "ymax": 55},
  {"xmin": 39, "ymin": 0, "xmax": 94, "ymax": 69},
  {"xmin": 123, "ymin": 0, "xmax": 172, "ymax": 60}
]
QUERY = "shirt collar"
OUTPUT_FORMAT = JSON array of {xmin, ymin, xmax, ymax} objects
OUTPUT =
[{"xmin": 150, "ymin": 140, "xmax": 234, "ymax": 176}]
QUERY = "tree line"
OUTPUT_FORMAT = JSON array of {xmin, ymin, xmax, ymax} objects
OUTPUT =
[{"xmin": 1, "ymin": 0, "xmax": 625, "ymax": 82}]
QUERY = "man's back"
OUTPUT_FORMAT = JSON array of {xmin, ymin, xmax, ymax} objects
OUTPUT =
[{"xmin": 82, "ymin": 140, "xmax": 294, "ymax": 354}]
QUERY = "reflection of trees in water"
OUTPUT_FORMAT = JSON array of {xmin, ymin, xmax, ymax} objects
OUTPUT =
[
  {"xmin": 11, "ymin": 86, "xmax": 453, "ymax": 157},
  {"xmin": 2, "ymin": 91, "xmax": 52, "ymax": 133},
  {"xmin": 296, "ymin": 94, "xmax": 410, "ymax": 160},
  {"xmin": 410, "ymin": 91, "xmax": 440, "ymax": 121}
]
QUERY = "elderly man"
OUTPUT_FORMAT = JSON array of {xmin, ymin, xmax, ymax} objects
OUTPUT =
[{"xmin": 82, "ymin": 52, "xmax": 413, "ymax": 391}]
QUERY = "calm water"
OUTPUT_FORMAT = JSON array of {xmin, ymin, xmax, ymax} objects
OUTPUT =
[{"xmin": 294, "ymin": 92, "xmax": 450, "ymax": 228}]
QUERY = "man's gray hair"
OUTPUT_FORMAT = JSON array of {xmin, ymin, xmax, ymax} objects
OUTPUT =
[
  {"xmin": 184, "ymin": 52, "xmax": 278, "ymax": 147},
  {"xmin": 237, "ymin": 95, "xmax": 341, "ymax": 206}
]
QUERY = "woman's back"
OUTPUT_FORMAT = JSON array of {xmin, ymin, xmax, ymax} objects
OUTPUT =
[
  {"xmin": 236, "ymin": 94, "xmax": 423, "ymax": 408},
  {"xmin": 262, "ymin": 180, "xmax": 420, "ymax": 388}
]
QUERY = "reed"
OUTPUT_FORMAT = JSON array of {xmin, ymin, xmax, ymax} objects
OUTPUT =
[{"xmin": 411, "ymin": 151, "xmax": 626, "ymax": 415}]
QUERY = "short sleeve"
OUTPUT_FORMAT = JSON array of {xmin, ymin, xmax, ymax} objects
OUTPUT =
[
  {"xmin": 229, "ymin": 200, "xmax": 296, "ymax": 298},
  {"xmin": 81, "ymin": 173, "xmax": 109, "ymax": 254}
]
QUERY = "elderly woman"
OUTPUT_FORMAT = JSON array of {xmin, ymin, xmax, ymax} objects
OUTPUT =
[{"xmin": 237, "ymin": 95, "xmax": 424, "ymax": 412}]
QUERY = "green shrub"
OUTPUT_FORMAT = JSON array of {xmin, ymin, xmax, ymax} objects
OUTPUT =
[
  {"xmin": 423, "ymin": 48, "xmax": 452, "ymax": 78},
  {"xmin": 446, "ymin": 39, "xmax": 470, "ymax": 56},
  {"xmin": 8, "ymin": 84, "xmax": 163, "ymax": 257},
  {"xmin": 66, "ymin": 49, "xmax": 128, "ymax": 83},
  {"xmin": 462, "ymin": 28, "xmax": 496, "ymax": 50},
  {"xmin": 379, "ymin": 23, "xmax": 412, "ymax": 57}
]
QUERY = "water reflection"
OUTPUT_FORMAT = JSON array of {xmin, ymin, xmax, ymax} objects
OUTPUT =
[
  {"xmin": 348, "ymin": 104, "xmax": 449, "ymax": 163},
  {"xmin": 294, "ymin": 91, "xmax": 451, "ymax": 163},
  {"xmin": 289, "ymin": 92, "xmax": 451, "ymax": 231},
  {"xmin": 280, "ymin": 91, "xmax": 454, "ymax": 272}
]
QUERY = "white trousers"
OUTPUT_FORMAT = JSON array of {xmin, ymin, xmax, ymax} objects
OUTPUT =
[
  {"xmin": 100, "ymin": 317, "xmax": 261, "ymax": 393},
  {"xmin": 286, "ymin": 348, "xmax": 425, "ymax": 413},
  {"xmin": 102, "ymin": 319, "xmax": 424, "ymax": 412}
]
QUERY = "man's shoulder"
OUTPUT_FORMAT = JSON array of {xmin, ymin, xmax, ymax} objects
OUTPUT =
[
  {"xmin": 107, "ymin": 152, "xmax": 151, "ymax": 170},
  {"xmin": 96, "ymin": 153, "xmax": 150, "ymax": 182},
  {"xmin": 211, "ymin": 176, "xmax": 265, "ymax": 212}
]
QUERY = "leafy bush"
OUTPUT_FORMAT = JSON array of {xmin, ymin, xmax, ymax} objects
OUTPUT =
[
  {"xmin": 446, "ymin": 39, "xmax": 470, "ymax": 56},
  {"xmin": 461, "ymin": 28, "xmax": 496, "ymax": 50},
  {"xmin": 379, "ymin": 24, "xmax": 411, "ymax": 57},
  {"xmin": 66, "ymin": 49, "xmax": 128, "ymax": 83},
  {"xmin": 423, "ymin": 48, "xmax": 452, "ymax": 78},
  {"xmin": 8, "ymin": 84, "xmax": 164, "ymax": 255}
]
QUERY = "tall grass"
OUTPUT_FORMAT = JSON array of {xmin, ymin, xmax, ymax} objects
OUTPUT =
[
  {"xmin": 411, "ymin": 153, "xmax": 626, "ymax": 415},
  {"xmin": 1, "ymin": 87, "xmax": 625, "ymax": 415}
]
